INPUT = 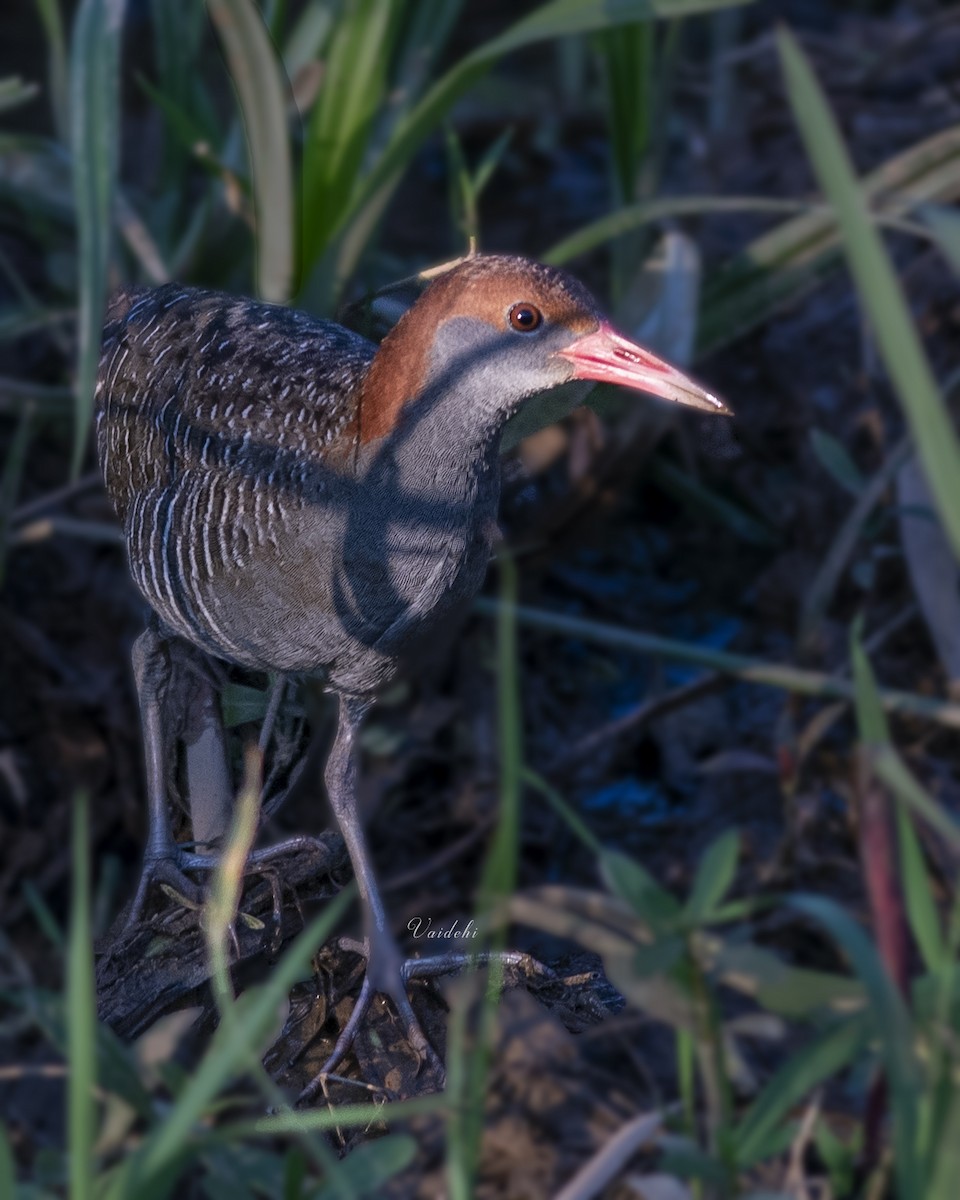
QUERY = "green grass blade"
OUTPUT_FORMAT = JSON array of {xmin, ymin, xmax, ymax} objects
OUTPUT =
[
  {"xmin": 447, "ymin": 553, "xmax": 523, "ymax": 1200},
  {"xmin": 778, "ymin": 28, "xmax": 960, "ymax": 560},
  {"xmin": 298, "ymin": 0, "xmax": 401, "ymax": 289},
  {"xmin": 596, "ymin": 20, "xmax": 653, "ymax": 205},
  {"xmin": 735, "ymin": 1015, "xmax": 868, "ymax": 1167},
  {"xmin": 850, "ymin": 619, "xmax": 889, "ymax": 746},
  {"xmin": 134, "ymin": 890, "xmax": 351, "ymax": 1187},
  {"xmin": 685, "ymin": 830, "xmax": 739, "ymax": 922},
  {"xmin": 930, "ymin": 1091, "xmax": 960, "ymax": 1200},
  {"xmin": 894, "ymin": 799, "xmax": 946, "ymax": 974},
  {"xmin": 923, "ymin": 203, "xmax": 960, "ymax": 276},
  {"xmin": 0, "ymin": 1123, "xmax": 13, "ymax": 1199},
  {"xmin": 207, "ymin": 0, "xmax": 294, "ymax": 302},
  {"xmin": 852, "ymin": 625, "xmax": 948, "ymax": 973},
  {"xmin": 698, "ymin": 125, "xmax": 960, "ymax": 356},
  {"xmin": 33, "ymin": 0, "xmax": 69, "ymax": 141},
  {"xmin": 67, "ymin": 793, "xmax": 96, "ymax": 1200},
  {"xmin": 875, "ymin": 747, "xmax": 960, "ymax": 854},
  {"xmin": 69, "ymin": 0, "xmax": 124, "ymax": 478},
  {"xmin": 851, "ymin": 622, "xmax": 960, "ymax": 852},
  {"xmin": 790, "ymin": 893, "xmax": 924, "ymax": 1196},
  {"xmin": 311, "ymin": 0, "xmax": 747, "ymax": 291},
  {"xmin": 472, "ymin": 598, "xmax": 960, "ymax": 730}
]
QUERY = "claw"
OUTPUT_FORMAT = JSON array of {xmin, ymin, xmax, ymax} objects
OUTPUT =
[{"xmin": 297, "ymin": 935, "xmax": 445, "ymax": 1105}]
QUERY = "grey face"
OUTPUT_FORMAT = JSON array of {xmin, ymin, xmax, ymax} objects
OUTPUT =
[{"xmin": 423, "ymin": 311, "xmax": 596, "ymax": 426}]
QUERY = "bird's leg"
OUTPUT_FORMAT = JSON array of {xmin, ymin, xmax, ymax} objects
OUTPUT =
[
  {"xmin": 120, "ymin": 635, "xmax": 339, "ymax": 935},
  {"xmin": 304, "ymin": 694, "xmax": 443, "ymax": 1091},
  {"xmin": 122, "ymin": 626, "xmax": 208, "ymax": 930},
  {"xmin": 180, "ymin": 649, "xmax": 233, "ymax": 853}
]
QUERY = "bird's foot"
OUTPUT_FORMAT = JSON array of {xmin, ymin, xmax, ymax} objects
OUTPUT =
[
  {"xmin": 114, "ymin": 834, "xmax": 335, "ymax": 942},
  {"xmin": 297, "ymin": 932, "xmax": 448, "ymax": 1103},
  {"xmin": 113, "ymin": 846, "xmax": 214, "ymax": 939},
  {"xmin": 295, "ymin": 940, "xmax": 561, "ymax": 1103}
]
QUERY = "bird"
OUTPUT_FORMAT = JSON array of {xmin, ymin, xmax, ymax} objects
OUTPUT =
[{"xmin": 95, "ymin": 253, "xmax": 728, "ymax": 1082}]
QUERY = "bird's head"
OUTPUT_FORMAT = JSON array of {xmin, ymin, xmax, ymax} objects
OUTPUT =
[{"xmin": 359, "ymin": 254, "xmax": 729, "ymax": 445}]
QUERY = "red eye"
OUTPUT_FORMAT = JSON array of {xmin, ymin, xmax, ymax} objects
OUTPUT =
[{"xmin": 508, "ymin": 303, "xmax": 542, "ymax": 332}]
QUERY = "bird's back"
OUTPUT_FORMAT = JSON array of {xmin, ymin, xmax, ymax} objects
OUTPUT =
[
  {"xmin": 97, "ymin": 284, "xmax": 374, "ymax": 521},
  {"xmin": 96, "ymin": 284, "xmax": 377, "ymax": 670}
]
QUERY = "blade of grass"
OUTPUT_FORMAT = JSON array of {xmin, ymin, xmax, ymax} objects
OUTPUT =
[
  {"xmin": 923, "ymin": 203, "xmax": 960, "ymax": 276},
  {"xmin": 699, "ymin": 123, "xmax": 960, "ymax": 356},
  {"xmin": 851, "ymin": 623, "xmax": 960, "ymax": 853},
  {"xmin": 0, "ymin": 1125, "xmax": 12, "ymax": 1199},
  {"xmin": 544, "ymin": 195, "xmax": 930, "ymax": 267},
  {"xmin": 735, "ymin": 1015, "xmax": 869, "ymax": 1167},
  {"xmin": 473, "ymin": 598, "xmax": 960, "ymax": 730},
  {"xmin": 207, "ymin": 0, "xmax": 294, "ymax": 302},
  {"xmin": 791, "ymin": 893, "xmax": 924, "ymax": 1197},
  {"xmin": 310, "ymin": 0, "xmax": 747, "ymax": 294},
  {"xmin": 34, "ymin": 0, "xmax": 69, "ymax": 141},
  {"xmin": 132, "ymin": 889, "xmax": 352, "ymax": 1188},
  {"xmin": 68, "ymin": 793, "xmax": 96, "ymax": 1200},
  {"xmin": 851, "ymin": 626, "xmax": 955, "ymax": 976},
  {"xmin": 778, "ymin": 29, "xmax": 960, "ymax": 560},
  {"xmin": 69, "ymin": 0, "xmax": 124, "ymax": 478},
  {"xmin": 298, "ymin": 0, "xmax": 402, "ymax": 287},
  {"xmin": 799, "ymin": 436, "xmax": 912, "ymax": 649},
  {"xmin": 447, "ymin": 552, "xmax": 523, "ymax": 1200}
]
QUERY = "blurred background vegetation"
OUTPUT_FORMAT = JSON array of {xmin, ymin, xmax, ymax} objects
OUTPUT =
[{"xmin": 4, "ymin": 0, "xmax": 960, "ymax": 1197}]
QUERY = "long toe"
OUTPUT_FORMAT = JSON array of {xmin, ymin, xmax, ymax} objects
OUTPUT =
[
  {"xmin": 296, "ymin": 933, "xmax": 446, "ymax": 1103},
  {"xmin": 115, "ymin": 852, "xmax": 207, "ymax": 939}
]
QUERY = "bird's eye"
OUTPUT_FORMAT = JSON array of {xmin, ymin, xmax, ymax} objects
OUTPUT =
[{"xmin": 508, "ymin": 303, "xmax": 543, "ymax": 333}]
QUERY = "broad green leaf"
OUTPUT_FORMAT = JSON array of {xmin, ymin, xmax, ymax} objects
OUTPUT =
[
  {"xmin": 601, "ymin": 850, "xmax": 681, "ymax": 924},
  {"xmin": 313, "ymin": 1135, "xmax": 417, "ymax": 1200},
  {"xmin": 69, "ymin": 0, "xmax": 124, "ymax": 477},
  {"xmin": 810, "ymin": 428, "xmax": 864, "ymax": 496},
  {"xmin": 710, "ymin": 940, "xmax": 862, "ymax": 1017},
  {"xmin": 207, "ymin": 0, "xmax": 293, "ymax": 302},
  {"xmin": 685, "ymin": 831, "xmax": 739, "ymax": 922},
  {"xmin": 735, "ymin": 1015, "xmax": 868, "ymax": 1166},
  {"xmin": 778, "ymin": 28, "xmax": 960, "ymax": 561},
  {"xmin": 924, "ymin": 203, "xmax": 960, "ymax": 277},
  {"xmin": 632, "ymin": 936, "xmax": 686, "ymax": 977}
]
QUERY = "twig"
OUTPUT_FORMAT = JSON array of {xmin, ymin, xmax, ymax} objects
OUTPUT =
[{"xmin": 546, "ymin": 673, "xmax": 723, "ymax": 775}]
